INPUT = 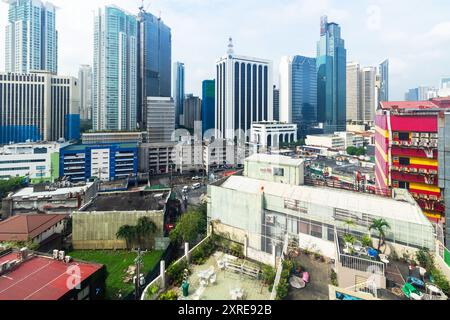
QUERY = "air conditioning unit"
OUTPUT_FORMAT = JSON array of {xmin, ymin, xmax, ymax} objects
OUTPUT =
[
  {"xmin": 20, "ymin": 247, "xmax": 28, "ymax": 260},
  {"xmin": 1, "ymin": 261, "xmax": 10, "ymax": 272},
  {"xmin": 52, "ymin": 249, "xmax": 59, "ymax": 259},
  {"xmin": 411, "ymin": 138, "xmax": 419, "ymax": 145},
  {"xmin": 64, "ymin": 256, "xmax": 72, "ymax": 264},
  {"xmin": 430, "ymin": 170, "xmax": 438, "ymax": 175},
  {"xmin": 266, "ymin": 215, "xmax": 276, "ymax": 225},
  {"xmin": 412, "ymin": 133, "xmax": 420, "ymax": 138},
  {"xmin": 58, "ymin": 250, "xmax": 65, "ymax": 261},
  {"xmin": 431, "ymin": 133, "xmax": 438, "ymax": 139}
]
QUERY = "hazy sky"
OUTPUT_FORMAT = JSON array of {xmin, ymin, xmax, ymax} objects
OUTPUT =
[{"xmin": 1, "ymin": 0, "xmax": 450, "ymax": 100}]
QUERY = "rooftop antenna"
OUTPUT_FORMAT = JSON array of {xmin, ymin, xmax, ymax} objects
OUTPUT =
[{"xmin": 227, "ymin": 37, "xmax": 234, "ymax": 55}]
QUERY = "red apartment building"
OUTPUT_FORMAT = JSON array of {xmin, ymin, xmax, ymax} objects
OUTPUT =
[{"xmin": 375, "ymin": 98, "xmax": 450, "ymax": 223}]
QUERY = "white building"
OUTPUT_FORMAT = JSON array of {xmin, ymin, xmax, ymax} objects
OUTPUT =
[
  {"xmin": 215, "ymin": 38, "xmax": 273, "ymax": 141},
  {"xmin": 335, "ymin": 132, "xmax": 365, "ymax": 149},
  {"xmin": 0, "ymin": 142, "xmax": 66, "ymax": 181},
  {"xmin": 79, "ymin": 65, "xmax": 93, "ymax": 121},
  {"xmin": 361, "ymin": 67, "xmax": 377, "ymax": 123},
  {"xmin": 251, "ymin": 121, "xmax": 297, "ymax": 150},
  {"xmin": 146, "ymin": 97, "xmax": 176, "ymax": 143},
  {"xmin": 346, "ymin": 62, "xmax": 361, "ymax": 122},
  {"xmin": 0, "ymin": 71, "xmax": 80, "ymax": 144}
]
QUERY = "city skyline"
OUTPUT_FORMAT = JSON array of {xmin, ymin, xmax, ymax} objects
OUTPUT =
[{"xmin": 1, "ymin": 0, "xmax": 450, "ymax": 100}]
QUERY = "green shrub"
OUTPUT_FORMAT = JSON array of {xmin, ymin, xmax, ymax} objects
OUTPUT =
[
  {"xmin": 191, "ymin": 237, "xmax": 216, "ymax": 265},
  {"xmin": 262, "ymin": 266, "xmax": 276, "ymax": 286},
  {"xmin": 361, "ymin": 235, "xmax": 373, "ymax": 248},
  {"xmin": 166, "ymin": 260, "xmax": 189, "ymax": 286},
  {"xmin": 158, "ymin": 290, "xmax": 178, "ymax": 300},
  {"xmin": 343, "ymin": 234, "xmax": 356, "ymax": 245},
  {"xmin": 145, "ymin": 283, "xmax": 160, "ymax": 300},
  {"xmin": 330, "ymin": 270, "xmax": 338, "ymax": 287},
  {"xmin": 276, "ymin": 278, "xmax": 289, "ymax": 300},
  {"xmin": 416, "ymin": 248, "xmax": 434, "ymax": 270}
]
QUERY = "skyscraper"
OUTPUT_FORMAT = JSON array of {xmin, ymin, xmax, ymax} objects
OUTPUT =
[
  {"xmin": 405, "ymin": 88, "xmax": 419, "ymax": 101},
  {"xmin": 346, "ymin": 62, "xmax": 361, "ymax": 122},
  {"xmin": 273, "ymin": 85, "xmax": 280, "ymax": 122},
  {"xmin": 79, "ymin": 65, "xmax": 93, "ymax": 121},
  {"xmin": 183, "ymin": 94, "xmax": 202, "ymax": 130},
  {"xmin": 5, "ymin": 0, "xmax": 58, "ymax": 74},
  {"xmin": 0, "ymin": 71, "xmax": 80, "ymax": 144},
  {"xmin": 361, "ymin": 66, "xmax": 377, "ymax": 122},
  {"xmin": 146, "ymin": 97, "xmax": 175, "ymax": 143},
  {"xmin": 215, "ymin": 38, "xmax": 273, "ymax": 141},
  {"xmin": 379, "ymin": 59, "xmax": 389, "ymax": 102},
  {"xmin": 93, "ymin": 6, "xmax": 138, "ymax": 132},
  {"xmin": 316, "ymin": 16, "xmax": 347, "ymax": 133},
  {"xmin": 138, "ymin": 8, "xmax": 172, "ymax": 128},
  {"xmin": 173, "ymin": 62, "xmax": 185, "ymax": 128},
  {"xmin": 279, "ymin": 55, "xmax": 317, "ymax": 136},
  {"xmin": 441, "ymin": 77, "xmax": 450, "ymax": 89},
  {"xmin": 202, "ymin": 80, "xmax": 215, "ymax": 135}
]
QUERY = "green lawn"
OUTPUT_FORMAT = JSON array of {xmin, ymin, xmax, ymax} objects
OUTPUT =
[{"xmin": 69, "ymin": 250, "xmax": 164, "ymax": 300}]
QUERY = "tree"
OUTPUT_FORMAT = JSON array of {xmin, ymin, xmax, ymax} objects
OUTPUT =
[
  {"xmin": 369, "ymin": 219, "xmax": 391, "ymax": 253},
  {"xmin": 343, "ymin": 219, "xmax": 356, "ymax": 234},
  {"xmin": 170, "ymin": 210, "xmax": 204, "ymax": 245},
  {"xmin": 136, "ymin": 217, "xmax": 158, "ymax": 249},
  {"xmin": 116, "ymin": 225, "xmax": 136, "ymax": 250}
]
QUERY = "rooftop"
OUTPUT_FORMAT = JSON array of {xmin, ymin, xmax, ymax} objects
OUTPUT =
[
  {"xmin": 245, "ymin": 154, "xmax": 304, "ymax": 167},
  {"xmin": 0, "ymin": 214, "xmax": 68, "ymax": 242},
  {"xmin": 62, "ymin": 143, "xmax": 138, "ymax": 152},
  {"xmin": 82, "ymin": 190, "xmax": 171, "ymax": 212},
  {"xmin": 0, "ymin": 251, "xmax": 103, "ymax": 300},
  {"xmin": 11, "ymin": 183, "xmax": 94, "ymax": 199},
  {"xmin": 380, "ymin": 99, "xmax": 450, "ymax": 111},
  {"xmin": 220, "ymin": 175, "xmax": 431, "ymax": 226}
]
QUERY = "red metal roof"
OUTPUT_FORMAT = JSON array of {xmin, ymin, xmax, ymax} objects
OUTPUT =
[
  {"xmin": 0, "ymin": 252, "xmax": 102, "ymax": 300},
  {"xmin": 0, "ymin": 214, "xmax": 68, "ymax": 242},
  {"xmin": 380, "ymin": 99, "xmax": 450, "ymax": 110}
]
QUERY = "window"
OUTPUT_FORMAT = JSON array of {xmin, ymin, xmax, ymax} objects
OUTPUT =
[
  {"xmin": 311, "ymin": 224, "xmax": 322, "ymax": 239},
  {"xmin": 399, "ymin": 181, "xmax": 409, "ymax": 189},
  {"xmin": 398, "ymin": 132, "xmax": 410, "ymax": 141},
  {"xmin": 273, "ymin": 167, "xmax": 284, "ymax": 177},
  {"xmin": 399, "ymin": 157, "xmax": 410, "ymax": 166}
]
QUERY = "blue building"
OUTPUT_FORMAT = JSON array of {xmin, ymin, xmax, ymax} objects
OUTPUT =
[
  {"xmin": 138, "ymin": 9, "xmax": 172, "ymax": 128},
  {"xmin": 202, "ymin": 80, "xmax": 215, "ymax": 136},
  {"xmin": 93, "ymin": 6, "xmax": 138, "ymax": 131},
  {"xmin": 316, "ymin": 16, "xmax": 347, "ymax": 133},
  {"xmin": 60, "ymin": 143, "xmax": 138, "ymax": 182},
  {"xmin": 379, "ymin": 59, "xmax": 389, "ymax": 102},
  {"xmin": 279, "ymin": 56, "xmax": 317, "ymax": 137},
  {"xmin": 5, "ymin": 0, "xmax": 58, "ymax": 74},
  {"xmin": 405, "ymin": 88, "xmax": 419, "ymax": 101},
  {"xmin": 173, "ymin": 62, "xmax": 185, "ymax": 128}
]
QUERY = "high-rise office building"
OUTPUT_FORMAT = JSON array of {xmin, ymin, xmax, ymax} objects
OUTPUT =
[
  {"xmin": 138, "ymin": 9, "xmax": 172, "ymax": 128},
  {"xmin": 361, "ymin": 66, "xmax": 377, "ymax": 123},
  {"xmin": 173, "ymin": 62, "xmax": 185, "ymax": 127},
  {"xmin": 5, "ymin": 0, "xmax": 58, "ymax": 74},
  {"xmin": 93, "ymin": 6, "xmax": 138, "ymax": 132},
  {"xmin": 182, "ymin": 94, "xmax": 202, "ymax": 130},
  {"xmin": 79, "ymin": 65, "xmax": 93, "ymax": 121},
  {"xmin": 441, "ymin": 77, "xmax": 450, "ymax": 89},
  {"xmin": 379, "ymin": 59, "xmax": 389, "ymax": 102},
  {"xmin": 279, "ymin": 56, "xmax": 317, "ymax": 136},
  {"xmin": 316, "ymin": 16, "xmax": 347, "ymax": 133},
  {"xmin": 146, "ymin": 97, "xmax": 175, "ymax": 143},
  {"xmin": 0, "ymin": 71, "xmax": 80, "ymax": 144},
  {"xmin": 346, "ymin": 62, "xmax": 361, "ymax": 122},
  {"xmin": 202, "ymin": 80, "xmax": 215, "ymax": 136},
  {"xmin": 273, "ymin": 85, "xmax": 280, "ymax": 122},
  {"xmin": 405, "ymin": 88, "xmax": 419, "ymax": 101},
  {"xmin": 215, "ymin": 38, "xmax": 273, "ymax": 141}
]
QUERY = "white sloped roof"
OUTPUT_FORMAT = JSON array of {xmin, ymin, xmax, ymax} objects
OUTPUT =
[{"xmin": 221, "ymin": 176, "xmax": 431, "ymax": 226}]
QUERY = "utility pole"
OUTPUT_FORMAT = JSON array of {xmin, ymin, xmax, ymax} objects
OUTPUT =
[{"xmin": 134, "ymin": 248, "xmax": 143, "ymax": 300}]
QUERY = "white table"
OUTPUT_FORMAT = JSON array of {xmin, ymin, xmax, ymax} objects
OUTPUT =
[{"xmin": 427, "ymin": 284, "xmax": 441, "ymax": 294}]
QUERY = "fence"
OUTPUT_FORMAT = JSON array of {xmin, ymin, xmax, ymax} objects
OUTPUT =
[{"xmin": 269, "ymin": 234, "xmax": 289, "ymax": 301}]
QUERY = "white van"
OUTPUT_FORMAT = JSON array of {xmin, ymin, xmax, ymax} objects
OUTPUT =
[{"xmin": 192, "ymin": 183, "xmax": 201, "ymax": 190}]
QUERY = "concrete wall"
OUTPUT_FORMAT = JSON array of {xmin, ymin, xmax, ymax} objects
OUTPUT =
[
  {"xmin": 328, "ymin": 285, "xmax": 380, "ymax": 300},
  {"xmin": 72, "ymin": 210, "xmax": 164, "ymax": 250},
  {"xmin": 244, "ymin": 159, "xmax": 304, "ymax": 186},
  {"xmin": 298, "ymin": 233, "xmax": 337, "ymax": 260}
]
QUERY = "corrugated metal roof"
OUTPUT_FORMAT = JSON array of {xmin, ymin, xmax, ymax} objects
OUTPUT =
[{"xmin": 245, "ymin": 154, "xmax": 304, "ymax": 167}]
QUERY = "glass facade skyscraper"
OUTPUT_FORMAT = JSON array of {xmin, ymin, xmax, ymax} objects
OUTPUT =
[
  {"xmin": 173, "ymin": 62, "xmax": 185, "ymax": 127},
  {"xmin": 138, "ymin": 10, "xmax": 172, "ymax": 128},
  {"xmin": 202, "ymin": 80, "xmax": 215, "ymax": 135},
  {"xmin": 279, "ymin": 56, "xmax": 317, "ymax": 137},
  {"xmin": 93, "ymin": 6, "xmax": 138, "ymax": 132},
  {"xmin": 379, "ymin": 59, "xmax": 389, "ymax": 102},
  {"xmin": 5, "ymin": 0, "xmax": 58, "ymax": 74},
  {"xmin": 316, "ymin": 16, "xmax": 347, "ymax": 133}
]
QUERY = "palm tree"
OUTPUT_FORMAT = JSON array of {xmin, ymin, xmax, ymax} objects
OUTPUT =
[
  {"xmin": 343, "ymin": 219, "xmax": 356, "ymax": 234},
  {"xmin": 369, "ymin": 219, "xmax": 391, "ymax": 253},
  {"xmin": 136, "ymin": 217, "xmax": 158, "ymax": 249},
  {"xmin": 116, "ymin": 225, "xmax": 136, "ymax": 250}
]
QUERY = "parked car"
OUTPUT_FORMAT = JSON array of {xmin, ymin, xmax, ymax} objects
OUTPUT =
[{"xmin": 192, "ymin": 183, "xmax": 201, "ymax": 190}]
